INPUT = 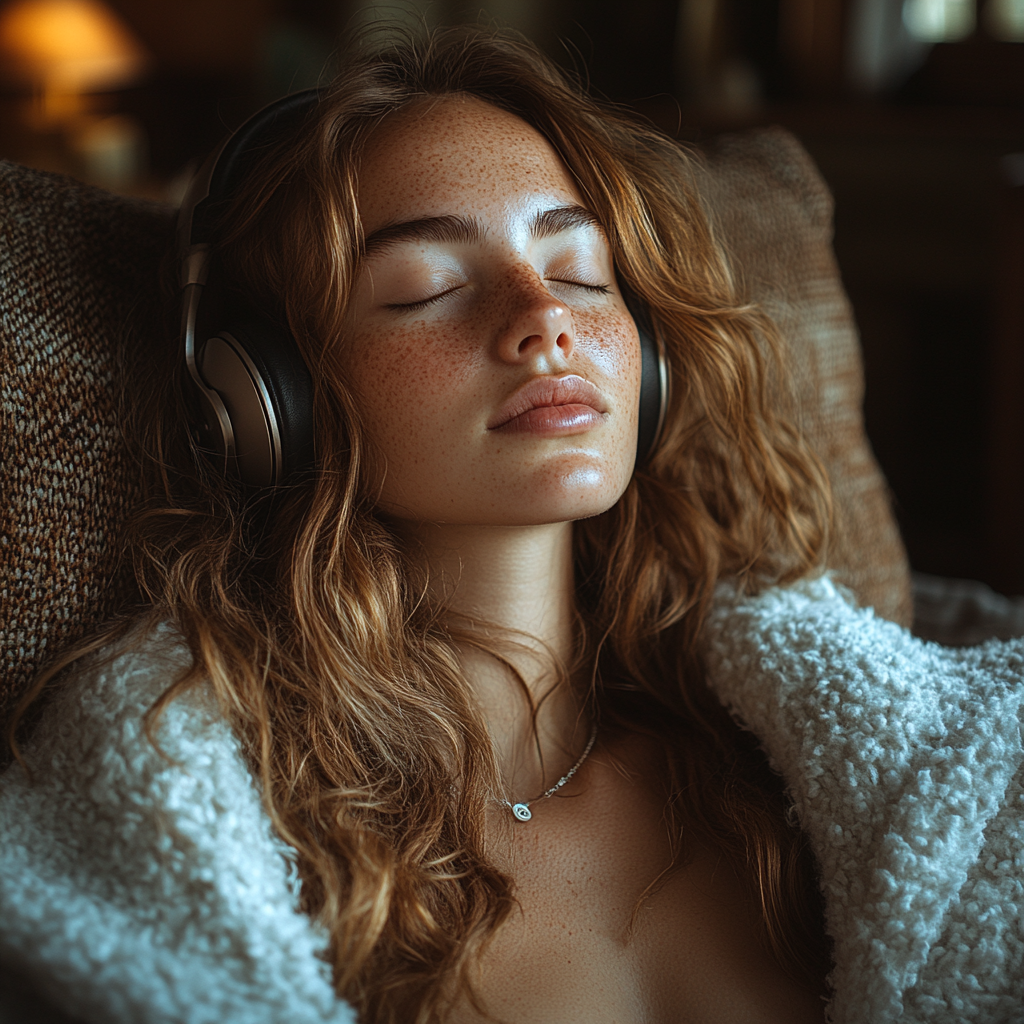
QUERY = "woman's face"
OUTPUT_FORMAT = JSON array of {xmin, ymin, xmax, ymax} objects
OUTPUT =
[{"xmin": 343, "ymin": 94, "xmax": 641, "ymax": 526}]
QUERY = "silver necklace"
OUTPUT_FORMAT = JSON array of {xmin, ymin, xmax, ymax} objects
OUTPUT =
[{"xmin": 500, "ymin": 723, "xmax": 598, "ymax": 822}]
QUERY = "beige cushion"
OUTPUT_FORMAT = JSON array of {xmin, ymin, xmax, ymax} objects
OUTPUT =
[
  {"xmin": 697, "ymin": 127, "xmax": 912, "ymax": 626},
  {"xmin": 0, "ymin": 129, "xmax": 912, "ymax": 746}
]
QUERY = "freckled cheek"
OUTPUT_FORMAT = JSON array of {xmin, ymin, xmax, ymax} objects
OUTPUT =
[
  {"xmin": 573, "ymin": 311, "xmax": 641, "ymax": 406},
  {"xmin": 346, "ymin": 325, "xmax": 482, "ymax": 444}
]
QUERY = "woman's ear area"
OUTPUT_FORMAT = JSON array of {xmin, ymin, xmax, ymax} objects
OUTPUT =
[{"xmin": 610, "ymin": 273, "xmax": 668, "ymax": 465}]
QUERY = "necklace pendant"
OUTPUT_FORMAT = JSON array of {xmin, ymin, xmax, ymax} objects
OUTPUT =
[{"xmin": 499, "ymin": 723, "xmax": 598, "ymax": 824}]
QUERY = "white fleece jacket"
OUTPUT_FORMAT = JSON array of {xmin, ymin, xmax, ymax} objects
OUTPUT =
[
  {"xmin": 0, "ymin": 623, "xmax": 355, "ymax": 1024},
  {"xmin": 1, "ymin": 577, "xmax": 1022, "ymax": 1024},
  {"xmin": 705, "ymin": 578, "xmax": 1024, "ymax": 1024}
]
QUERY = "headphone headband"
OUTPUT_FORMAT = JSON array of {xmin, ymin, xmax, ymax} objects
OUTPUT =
[
  {"xmin": 177, "ymin": 89, "xmax": 667, "ymax": 487},
  {"xmin": 179, "ymin": 89, "xmax": 322, "ymax": 258}
]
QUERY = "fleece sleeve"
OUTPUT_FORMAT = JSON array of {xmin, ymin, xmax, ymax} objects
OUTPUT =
[
  {"xmin": 704, "ymin": 576, "xmax": 1024, "ymax": 1024},
  {"xmin": 0, "ymin": 625, "xmax": 356, "ymax": 1024}
]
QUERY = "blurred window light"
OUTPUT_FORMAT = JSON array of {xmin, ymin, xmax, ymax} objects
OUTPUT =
[
  {"xmin": 902, "ymin": 0, "xmax": 976, "ymax": 41},
  {"xmin": 849, "ymin": 0, "xmax": 930, "ymax": 94},
  {"xmin": 70, "ymin": 113, "xmax": 145, "ymax": 188},
  {"xmin": 985, "ymin": 0, "xmax": 1024, "ymax": 40}
]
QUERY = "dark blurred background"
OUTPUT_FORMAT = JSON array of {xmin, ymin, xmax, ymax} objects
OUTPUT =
[{"xmin": 2, "ymin": 0, "xmax": 1023, "ymax": 594}]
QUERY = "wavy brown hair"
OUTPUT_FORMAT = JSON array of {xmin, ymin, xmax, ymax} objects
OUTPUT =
[{"xmin": 15, "ymin": 25, "xmax": 832, "ymax": 1023}]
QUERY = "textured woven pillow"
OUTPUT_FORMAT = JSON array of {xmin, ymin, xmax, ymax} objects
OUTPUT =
[
  {"xmin": 0, "ymin": 161, "xmax": 171, "ymax": 750},
  {"xmin": 696, "ymin": 127, "xmax": 912, "ymax": 626},
  {"xmin": 0, "ymin": 129, "xmax": 912, "ymax": 749}
]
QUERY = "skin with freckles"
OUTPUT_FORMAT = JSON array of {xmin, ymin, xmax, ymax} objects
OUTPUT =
[
  {"xmin": 344, "ymin": 94, "xmax": 640, "ymax": 528},
  {"xmin": 343, "ymin": 97, "xmax": 824, "ymax": 1023}
]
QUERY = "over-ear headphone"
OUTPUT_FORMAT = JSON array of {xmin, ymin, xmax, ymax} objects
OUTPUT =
[
  {"xmin": 177, "ymin": 90, "xmax": 668, "ymax": 487},
  {"xmin": 631, "ymin": 299, "xmax": 670, "ymax": 468}
]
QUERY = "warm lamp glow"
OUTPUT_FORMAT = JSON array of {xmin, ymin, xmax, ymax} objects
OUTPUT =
[{"xmin": 0, "ymin": 0, "xmax": 148, "ymax": 93}]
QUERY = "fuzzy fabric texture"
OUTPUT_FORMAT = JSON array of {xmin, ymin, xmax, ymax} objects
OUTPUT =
[
  {"xmin": 705, "ymin": 576, "xmax": 1024, "ymax": 1023},
  {"xmin": 0, "ymin": 624, "xmax": 355, "ymax": 1024},
  {"xmin": 2, "ymin": 579, "xmax": 1021, "ymax": 1023}
]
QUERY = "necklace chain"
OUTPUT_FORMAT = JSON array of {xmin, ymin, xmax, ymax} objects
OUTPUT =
[{"xmin": 500, "ymin": 722, "xmax": 598, "ymax": 822}]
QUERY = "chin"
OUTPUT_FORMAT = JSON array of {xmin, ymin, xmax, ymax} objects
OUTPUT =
[
  {"xmin": 506, "ymin": 464, "xmax": 633, "ymax": 525},
  {"xmin": 377, "ymin": 454, "xmax": 635, "ymax": 527}
]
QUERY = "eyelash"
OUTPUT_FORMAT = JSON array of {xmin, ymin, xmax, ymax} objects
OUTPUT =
[
  {"xmin": 386, "ymin": 287, "xmax": 460, "ymax": 312},
  {"xmin": 549, "ymin": 280, "xmax": 611, "ymax": 295},
  {"xmin": 388, "ymin": 280, "xmax": 610, "ymax": 313}
]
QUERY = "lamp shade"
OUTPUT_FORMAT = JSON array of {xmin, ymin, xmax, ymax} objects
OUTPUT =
[{"xmin": 0, "ymin": 0, "xmax": 149, "ymax": 92}]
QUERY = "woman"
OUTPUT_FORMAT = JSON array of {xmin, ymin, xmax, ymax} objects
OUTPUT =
[{"xmin": 3, "ymin": 27, "xmax": 1022, "ymax": 1024}]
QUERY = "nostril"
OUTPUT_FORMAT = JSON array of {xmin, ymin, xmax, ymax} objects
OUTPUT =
[
  {"xmin": 501, "ymin": 296, "xmax": 576, "ymax": 363},
  {"xmin": 516, "ymin": 328, "xmax": 573, "ymax": 357}
]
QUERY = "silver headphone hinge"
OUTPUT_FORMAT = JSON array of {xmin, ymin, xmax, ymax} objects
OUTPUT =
[
  {"xmin": 180, "ymin": 256, "xmax": 236, "ymax": 475},
  {"xmin": 180, "ymin": 243, "xmax": 211, "ymax": 289}
]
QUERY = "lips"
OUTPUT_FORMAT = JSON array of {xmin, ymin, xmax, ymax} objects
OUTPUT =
[{"xmin": 487, "ymin": 375, "xmax": 608, "ymax": 435}]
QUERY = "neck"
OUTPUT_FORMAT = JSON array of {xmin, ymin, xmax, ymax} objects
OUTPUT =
[{"xmin": 396, "ymin": 519, "xmax": 591, "ymax": 798}]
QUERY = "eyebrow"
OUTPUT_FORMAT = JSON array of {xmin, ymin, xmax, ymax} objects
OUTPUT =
[
  {"xmin": 530, "ymin": 204, "xmax": 603, "ymax": 239},
  {"xmin": 360, "ymin": 204, "xmax": 602, "ymax": 259},
  {"xmin": 362, "ymin": 214, "xmax": 484, "ymax": 258}
]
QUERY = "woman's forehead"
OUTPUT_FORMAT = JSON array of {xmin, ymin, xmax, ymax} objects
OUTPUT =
[{"xmin": 354, "ymin": 94, "xmax": 582, "ymax": 235}]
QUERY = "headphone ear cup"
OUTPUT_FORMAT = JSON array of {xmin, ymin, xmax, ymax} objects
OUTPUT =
[
  {"xmin": 634, "ymin": 307, "xmax": 668, "ymax": 464},
  {"xmin": 196, "ymin": 320, "xmax": 314, "ymax": 486}
]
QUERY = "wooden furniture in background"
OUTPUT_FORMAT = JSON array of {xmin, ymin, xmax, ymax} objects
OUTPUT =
[{"xmin": 987, "ymin": 154, "xmax": 1024, "ymax": 594}]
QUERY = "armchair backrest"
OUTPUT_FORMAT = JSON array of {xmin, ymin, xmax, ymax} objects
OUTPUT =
[
  {"xmin": 697, "ymin": 127, "xmax": 911, "ymax": 625},
  {"xmin": 0, "ymin": 160, "xmax": 171, "ymax": 748}
]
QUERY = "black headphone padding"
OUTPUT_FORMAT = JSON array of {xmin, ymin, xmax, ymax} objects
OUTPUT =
[
  {"xmin": 627, "ymin": 296, "xmax": 668, "ymax": 465},
  {"xmin": 217, "ymin": 319, "xmax": 315, "ymax": 479}
]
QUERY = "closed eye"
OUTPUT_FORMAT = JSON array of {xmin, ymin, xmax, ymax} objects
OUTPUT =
[
  {"xmin": 547, "ymin": 280, "xmax": 611, "ymax": 294},
  {"xmin": 385, "ymin": 285, "xmax": 463, "ymax": 312}
]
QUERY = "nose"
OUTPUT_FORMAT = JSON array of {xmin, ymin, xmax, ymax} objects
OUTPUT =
[{"xmin": 494, "ymin": 271, "xmax": 575, "ymax": 368}]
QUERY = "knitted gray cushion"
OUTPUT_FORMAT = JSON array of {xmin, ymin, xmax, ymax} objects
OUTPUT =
[{"xmin": 0, "ymin": 160, "xmax": 171, "ymax": 751}]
